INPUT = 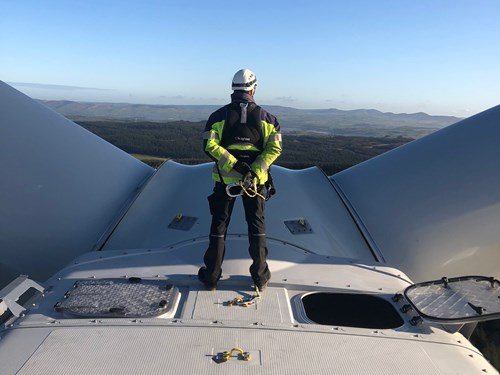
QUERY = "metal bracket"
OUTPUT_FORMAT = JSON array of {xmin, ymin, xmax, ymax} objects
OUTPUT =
[
  {"xmin": 168, "ymin": 213, "xmax": 197, "ymax": 231},
  {"xmin": 0, "ymin": 275, "xmax": 45, "ymax": 317},
  {"xmin": 213, "ymin": 348, "xmax": 251, "ymax": 363},
  {"xmin": 284, "ymin": 218, "xmax": 313, "ymax": 234}
]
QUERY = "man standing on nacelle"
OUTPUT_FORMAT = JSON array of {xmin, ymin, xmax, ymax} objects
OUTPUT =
[{"xmin": 199, "ymin": 69, "xmax": 282, "ymax": 291}]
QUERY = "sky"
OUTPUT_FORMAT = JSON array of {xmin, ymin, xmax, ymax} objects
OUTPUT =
[{"xmin": 1, "ymin": 0, "xmax": 499, "ymax": 117}]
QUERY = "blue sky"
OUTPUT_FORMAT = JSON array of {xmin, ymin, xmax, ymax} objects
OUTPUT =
[{"xmin": 1, "ymin": 0, "xmax": 499, "ymax": 116}]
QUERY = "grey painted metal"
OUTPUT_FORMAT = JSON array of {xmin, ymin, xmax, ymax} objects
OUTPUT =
[
  {"xmin": 333, "ymin": 105, "xmax": 500, "ymax": 282},
  {"xmin": 329, "ymin": 178, "xmax": 386, "ymax": 262},
  {"xmin": 0, "ymin": 81, "xmax": 154, "ymax": 285},
  {"xmin": 1, "ymin": 242, "xmax": 496, "ymax": 374},
  {"xmin": 185, "ymin": 287, "xmax": 293, "ymax": 323},
  {"xmin": 0, "ymin": 276, "xmax": 44, "ymax": 317},
  {"xmin": 1, "ymin": 234, "xmax": 497, "ymax": 374},
  {"xmin": 12, "ymin": 326, "xmax": 489, "ymax": 375},
  {"xmin": 103, "ymin": 161, "xmax": 375, "ymax": 262}
]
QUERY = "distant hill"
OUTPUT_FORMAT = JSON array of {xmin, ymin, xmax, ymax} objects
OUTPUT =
[
  {"xmin": 76, "ymin": 119, "xmax": 414, "ymax": 175},
  {"xmin": 40, "ymin": 99, "xmax": 461, "ymax": 138}
]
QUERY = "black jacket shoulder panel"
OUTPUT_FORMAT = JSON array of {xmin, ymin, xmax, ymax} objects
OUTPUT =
[{"xmin": 204, "ymin": 106, "xmax": 227, "ymax": 131}]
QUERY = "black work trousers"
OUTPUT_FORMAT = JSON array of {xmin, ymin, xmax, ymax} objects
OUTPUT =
[{"xmin": 202, "ymin": 182, "xmax": 271, "ymax": 285}]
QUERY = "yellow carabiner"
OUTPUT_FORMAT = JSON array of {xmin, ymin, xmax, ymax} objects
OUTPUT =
[{"xmin": 220, "ymin": 348, "xmax": 251, "ymax": 362}]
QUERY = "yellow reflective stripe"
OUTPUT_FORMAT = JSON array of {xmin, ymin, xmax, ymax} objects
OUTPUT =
[
  {"xmin": 227, "ymin": 144, "xmax": 261, "ymax": 151},
  {"xmin": 212, "ymin": 164, "xmax": 243, "ymax": 183},
  {"xmin": 260, "ymin": 140, "xmax": 281, "ymax": 164},
  {"xmin": 218, "ymin": 151, "xmax": 231, "ymax": 168},
  {"xmin": 203, "ymin": 131, "xmax": 219, "ymax": 140},
  {"xmin": 205, "ymin": 140, "xmax": 224, "ymax": 159},
  {"xmin": 249, "ymin": 121, "xmax": 282, "ymax": 185},
  {"xmin": 254, "ymin": 156, "xmax": 269, "ymax": 171},
  {"xmin": 212, "ymin": 120, "xmax": 225, "ymax": 136},
  {"xmin": 261, "ymin": 121, "xmax": 276, "ymax": 142},
  {"xmin": 211, "ymin": 173, "xmax": 243, "ymax": 184},
  {"xmin": 268, "ymin": 133, "xmax": 282, "ymax": 142},
  {"xmin": 217, "ymin": 151, "xmax": 237, "ymax": 172},
  {"xmin": 205, "ymin": 120, "xmax": 237, "ymax": 172}
]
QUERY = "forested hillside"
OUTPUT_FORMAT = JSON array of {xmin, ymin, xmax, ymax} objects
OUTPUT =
[
  {"xmin": 76, "ymin": 120, "xmax": 412, "ymax": 174},
  {"xmin": 46, "ymin": 99, "xmax": 460, "ymax": 138}
]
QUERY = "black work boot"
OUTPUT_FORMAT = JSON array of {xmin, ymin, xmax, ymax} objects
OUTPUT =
[
  {"xmin": 198, "ymin": 267, "xmax": 217, "ymax": 291},
  {"xmin": 254, "ymin": 276, "xmax": 270, "ymax": 292}
]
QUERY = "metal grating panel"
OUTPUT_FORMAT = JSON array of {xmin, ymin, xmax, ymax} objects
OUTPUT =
[
  {"xmin": 55, "ymin": 278, "xmax": 179, "ymax": 318},
  {"xmin": 404, "ymin": 276, "xmax": 500, "ymax": 322}
]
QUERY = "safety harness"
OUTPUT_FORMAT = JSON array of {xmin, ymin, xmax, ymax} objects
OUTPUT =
[
  {"xmin": 215, "ymin": 101, "xmax": 276, "ymax": 200},
  {"xmin": 225, "ymin": 171, "xmax": 275, "ymax": 200}
]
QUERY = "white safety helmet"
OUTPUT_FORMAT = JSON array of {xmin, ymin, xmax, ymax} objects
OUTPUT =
[{"xmin": 232, "ymin": 69, "xmax": 257, "ymax": 91}]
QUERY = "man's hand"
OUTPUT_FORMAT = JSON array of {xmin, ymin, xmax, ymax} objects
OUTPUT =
[
  {"xmin": 233, "ymin": 161, "xmax": 251, "ymax": 175},
  {"xmin": 242, "ymin": 171, "xmax": 258, "ymax": 189}
]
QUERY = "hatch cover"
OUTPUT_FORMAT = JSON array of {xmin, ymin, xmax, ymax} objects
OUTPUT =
[
  {"xmin": 403, "ymin": 276, "xmax": 500, "ymax": 323},
  {"xmin": 55, "ymin": 278, "xmax": 179, "ymax": 318}
]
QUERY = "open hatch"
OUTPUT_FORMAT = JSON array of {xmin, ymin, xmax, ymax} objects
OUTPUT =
[
  {"xmin": 301, "ymin": 292, "xmax": 404, "ymax": 329},
  {"xmin": 402, "ymin": 275, "xmax": 500, "ymax": 324}
]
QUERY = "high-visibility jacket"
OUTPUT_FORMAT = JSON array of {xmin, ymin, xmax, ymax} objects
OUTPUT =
[{"xmin": 203, "ymin": 92, "xmax": 282, "ymax": 184}]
